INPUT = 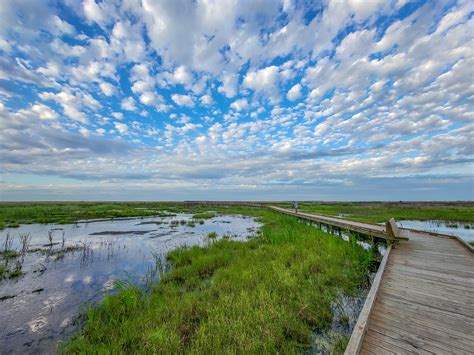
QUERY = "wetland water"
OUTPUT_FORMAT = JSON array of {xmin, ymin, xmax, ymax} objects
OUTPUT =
[
  {"xmin": 398, "ymin": 220, "xmax": 474, "ymax": 243},
  {"xmin": 0, "ymin": 213, "xmax": 261, "ymax": 354}
]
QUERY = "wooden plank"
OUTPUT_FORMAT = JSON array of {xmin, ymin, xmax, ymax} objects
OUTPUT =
[
  {"xmin": 378, "ymin": 288, "xmax": 474, "ymax": 318},
  {"xmin": 344, "ymin": 245, "xmax": 393, "ymax": 355},
  {"xmin": 367, "ymin": 319, "xmax": 468, "ymax": 354},
  {"xmin": 382, "ymin": 275, "xmax": 474, "ymax": 301},
  {"xmin": 362, "ymin": 333, "xmax": 405, "ymax": 354},
  {"xmin": 372, "ymin": 305, "xmax": 474, "ymax": 344},
  {"xmin": 364, "ymin": 331, "xmax": 432, "ymax": 354},
  {"xmin": 381, "ymin": 281, "xmax": 474, "ymax": 307},
  {"xmin": 388, "ymin": 268, "xmax": 474, "ymax": 289},
  {"xmin": 377, "ymin": 294, "xmax": 474, "ymax": 325},
  {"xmin": 383, "ymin": 272, "xmax": 474, "ymax": 292},
  {"xmin": 369, "ymin": 314, "xmax": 474, "ymax": 353},
  {"xmin": 384, "ymin": 263, "xmax": 474, "ymax": 283}
]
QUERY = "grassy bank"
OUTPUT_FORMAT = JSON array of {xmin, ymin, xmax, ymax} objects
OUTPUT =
[
  {"xmin": 277, "ymin": 202, "xmax": 474, "ymax": 223},
  {"xmin": 62, "ymin": 209, "xmax": 372, "ymax": 353},
  {"xmin": 1, "ymin": 201, "xmax": 472, "ymax": 230},
  {"xmin": 0, "ymin": 202, "xmax": 186, "ymax": 229}
]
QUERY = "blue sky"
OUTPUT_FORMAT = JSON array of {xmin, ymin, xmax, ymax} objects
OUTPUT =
[{"xmin": 0, "ymin": 0, "xmax": 473, "ymax": 201}]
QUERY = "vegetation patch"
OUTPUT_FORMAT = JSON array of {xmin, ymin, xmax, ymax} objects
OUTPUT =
[
  {"xmin": 62, "ymin": 209, "xmax": 372, "ymax": 353},
  {"xmin": 277, "ymin": 201, "xmax": 474, "ymax": 223},
  {"xmin": 0, "ymin": 202, "xmax": 188, "ymax": 230},
  {"xmin": 192, "ymin": 212, "xmax": 215, "ymax": 220}
]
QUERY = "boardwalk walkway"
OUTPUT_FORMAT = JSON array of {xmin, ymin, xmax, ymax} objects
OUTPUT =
[
  {"xmin": 267, "ymin": 207, "xmax": 474, "ymax": 354},
  {"xmin": 269, "ymin": 206, "xmax": 389, "ymax": 240},
  {"xmin": 358, "ymin": 229, "xmax": 474, "ymax": 354}
]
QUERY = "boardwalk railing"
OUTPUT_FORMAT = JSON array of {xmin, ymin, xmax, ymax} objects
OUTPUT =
[
  {"xmin": 187, "ymin": 202, "xmax": 472, "ymax": 353},
  {"xmin": 268, "ymin": 206, "xmax": 407, "ymax": 241},
  {"xmin": 344, "ymin": 244, "xmax": 393, "ymax": 354}
]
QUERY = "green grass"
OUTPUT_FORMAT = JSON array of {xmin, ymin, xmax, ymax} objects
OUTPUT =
[
  {"xmin": 2, "ymin": 201, "xmax": 472, "ymax": 230},
  {"xmin": 192, "ymin": 212, "xmax": 215, "ymax": 219},
  {"xmin": 62, "ymin": 209, "xmax": 372, "ymax": 353},
  {"xmin": 276, "ymin": 201, "xmax": 474, "ymax": 223},
  {"xmin": 0, "ymin": 262, "xmax": 23, "ymax": 280},
  {"xmin": 0, "ymin": 202, "xmax": 188, "ymax": 230},
  {"xmin": 0, "ymin": 250, "xmax": 19, "ymax": 259}
]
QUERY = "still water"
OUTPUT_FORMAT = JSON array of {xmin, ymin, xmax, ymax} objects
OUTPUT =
[
  {"xmin": 398, "ymin": 220, "xmax": 474, "ymax": 243},
  {"xmin": 0, "ymin": 213, "xmax": 261, "ymax": 354}
]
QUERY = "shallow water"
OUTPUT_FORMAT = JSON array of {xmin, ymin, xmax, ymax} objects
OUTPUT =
[
  {"xmin": 0, "ymin": 213, "xmax": 261, "ymax": 354},
  {"xmin": 398, "ymin": 220, "xmax": 474, "ymax": 242}
]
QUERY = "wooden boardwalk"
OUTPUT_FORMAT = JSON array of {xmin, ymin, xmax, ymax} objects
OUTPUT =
[
  {"xmin": 269, "ymin": 206, "xmax": 391, "ymax": 240},
  {"xmin": 356, "ymin": 229, "xmax": 474, "ymax": 354},
  {"xmin": 267, "ymin": 207, "xmax": 474, "ymax": 354}
]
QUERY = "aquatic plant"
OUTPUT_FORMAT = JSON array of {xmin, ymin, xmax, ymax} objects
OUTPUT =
[
  {"xmin": 19, "ymin": 233, "xmax": 31, "ymax": 257},
  {"xmin": 2, "ymin": 232, "xmax": 13, "ymax": 254},
  {"xmin": 192, "ymin": 212, "xmax": 215, "ymax": 219},
  {"xmin": 2, "ymin": 202, "xmax": 473, "ymax": 230},
  {"xmin": 207, "ymin": 232, "xmax": 217, "ymax": 240},
  {"xmin": 47, "ymin": 229, "xmax": 54, "ymax": 246},
  {"xmin": 63, "ymin": 210, "xmax": 372, "ymax": 353}
]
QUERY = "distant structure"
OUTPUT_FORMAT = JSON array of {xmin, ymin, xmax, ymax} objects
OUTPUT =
[{"xmin": 293, "ymin": 201, "xmax": 299, "ymax": 213}]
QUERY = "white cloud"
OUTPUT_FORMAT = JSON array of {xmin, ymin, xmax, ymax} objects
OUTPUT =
[
  {"xmin": 83, "ymin": 0, "xmax": 105, "ymax": 24},
  {"xmin": 30, "ymin": 104, "xmax": 59, "ymax": 120},
  {"xmin": 287, "ymin": 83, "xmax": 302, "ymax": 101},
  {"xmin": 243, "ymin": 65, "xmax": 281, "ymax": 102},
  {"xmin": 200, "ymin": 95, "xmax": 213, "ymax": 106},
  {"xmin": 121, "ymin": 97, "xmax": 137, "ymax": 111},
  {"xmin": 139, "ymin": 91, "xmax": 164, "ymax": 107},
  {"xmin": 112, "ymin": 112, "xmax": 123, "ymax": 119},
  {"xmin": 114, "ymin": 122, "xmax": 128, "ymax": 135},
  {"xmin": 230, "ymin": 98, "xmax": 249, "ymax": 112},
  {"xmin": 99, "ymin": 82, "xmax": 117, "ymax": 96},
  {"xmin": 171, "ymin": 94, "xmax": 195, "ymax": 107},
  {"xmin": 39, "ymin": 89, "xmax": 99, "ymax": 123},
  {"xmin": 218, "ymin": 72, "xmax": 238, "ymax": 98},
  {"xmin": 172, "ymin": 66, "xmax": 193, "ymax": 85}
]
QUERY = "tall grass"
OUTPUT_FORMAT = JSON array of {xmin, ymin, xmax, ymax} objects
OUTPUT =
[
  {"xmin": 277, "ymin": 201, "xmax": 474, "ymax": 223},
  {"xmin": 62, "ymin": 210, "xmax": 371, "ymax": 353},
  {"xmin": 0, "ymin": 202, "xmax": 188, "ymax": 230}
]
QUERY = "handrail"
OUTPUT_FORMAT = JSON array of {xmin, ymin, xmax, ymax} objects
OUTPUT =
[{"xmin": 344, "ymin": 244, "xmax": 393, "ymax": 354}]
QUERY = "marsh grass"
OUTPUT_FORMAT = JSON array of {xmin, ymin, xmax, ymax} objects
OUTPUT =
[
  {"xmin": 279, "ymin": 201, "xmax": 474, "ymax": 223},
  {"xmin": 62, "ymin": 209, "xmax": 372, "ymax": 353},
  {"xmin": 2, "ymin": 201, "xmax": 472, "ymax": 230},
  {"xmin": 192, "ymin": 212, "xmax": 215, "ymax": 219},
  {"xmin": 0, "ymin": 202, "xmax": 186, "ymax": 230}
]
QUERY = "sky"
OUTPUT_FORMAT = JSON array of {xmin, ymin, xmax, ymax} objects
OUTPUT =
[{"xmin": 0, "ymin": 0, "xmax": 473, "ymax": 201}]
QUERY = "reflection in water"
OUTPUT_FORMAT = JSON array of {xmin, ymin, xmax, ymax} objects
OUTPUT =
[
  {"xmin": 398, "ymin": 220, "xmax": 474, "ymax": 242},
  {"xmin": 0, "ymin": 213, "xmax": 261, "ymax": 354}
]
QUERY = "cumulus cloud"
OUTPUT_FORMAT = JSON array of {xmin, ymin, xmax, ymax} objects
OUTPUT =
[
  {"xmin": 0, "ymin": 0, "xmax": 473, "ymax": 200},
  {"xmin": 230, "ymin": 98, "xmax": 249, "ymax": 112},
  {"xmin": 171, "ymin": 94, "xmax": 195, "ymax": 107},
  {"xmin": 200, "ymin": 95, "xmax": 213, "ymax": 106},
  {"xmin": 287, "ymin": 83, "xmax": 302, "ymax": 101},
  {"xmin": 121, "ymin": 97, "xmax": 137, "ymax": 111}
]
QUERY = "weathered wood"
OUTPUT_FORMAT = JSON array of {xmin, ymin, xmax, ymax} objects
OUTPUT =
[
  {"xmin": 385, "ymin": 218, "xmax": 399, "ymax": 240},
  {"xmin": 268, "ymin": 206, "xmax": 407, "ymax": 241},
  {"xmin": 263, "ymin": 205, "xmax": 473, "ymax": 354},
  {"xmin": 344, "ymin": 245, "xmax": 393, "ymax": 354},
  {"xmin": 358, "ymin": 229, "xmax": 474, "ymax": 354}
]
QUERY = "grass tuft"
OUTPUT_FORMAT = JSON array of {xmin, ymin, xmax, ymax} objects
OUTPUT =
[{"xmin": 62, "ymin": 209, "xmax": 372, "ymax": 353}]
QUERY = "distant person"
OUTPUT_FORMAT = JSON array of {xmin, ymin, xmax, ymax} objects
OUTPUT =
[{"xmin": 293, "ymin": 201, "xmax": 299, "ymax": 214}]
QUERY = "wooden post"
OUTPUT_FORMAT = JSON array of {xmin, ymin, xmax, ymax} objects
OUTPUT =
[{"xmin": 385, "ymin": 218, "xmax": 399, "ymax": 242}]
